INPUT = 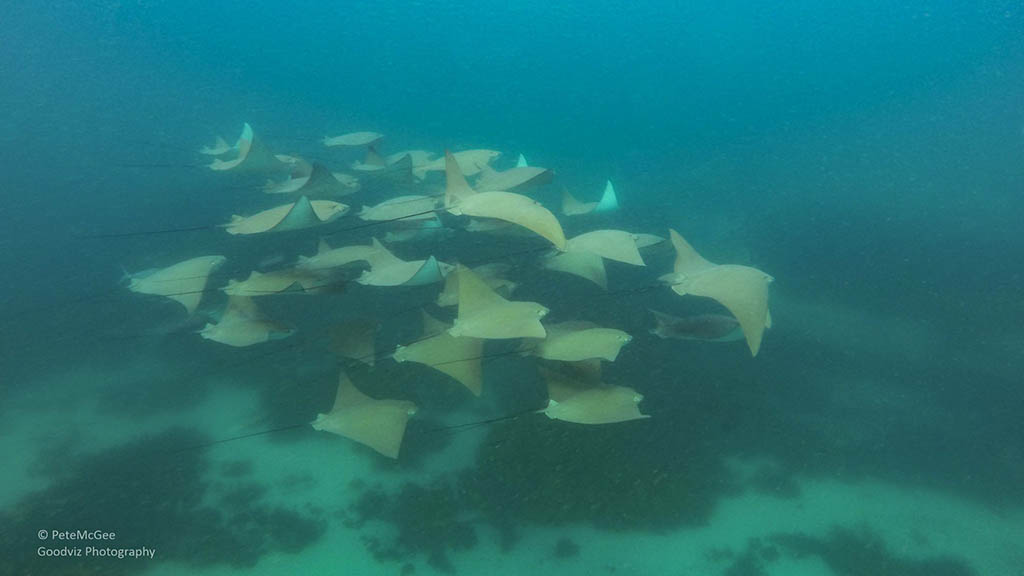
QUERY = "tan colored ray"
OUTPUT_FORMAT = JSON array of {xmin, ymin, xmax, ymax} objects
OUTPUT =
[
  {"xmin": 539, "ymin": 367, "xmax": 649, "ymax": 425},
  {"xmin": 224, "ymin": 196, "xmax": 349, "ymax": 235},
  {"xmin": 222, "ymin": 268, "xmax": 329, "ymax": 296},
  {"xmin": 436, "ymin": 263, "xmax": 517, "ymax": 307},
  {"xmin": 209, "ymin": 123, "xmax": 290, "ymax": 173},
  {"xmin": 327, "ymin": 317, "xmax": 379, "ymax": 367},
  {"xmin": 541, "ymin": 250, "xmax": 607, "ymax": 289},
  {"xmin": 199, "ymin": 296, "xmax": 294, "ymax": 347},
  {"xmin": 265, "ymin": 162, "xmax": 356, "ymax": 197},
  {"xmin": 127, "ymin": 255, "xmax": 226, "ymax": 315},
  {"xmin": 445, "ymin": 152, "xmax": 566, "ymax": 249},
  {"xmin": 661, "ymin": 229, "xmax": 773, "ymax": 356},
  {"xmin": 524, "ymin": 321, "xmax": 632, "ymax": 362},
  {"xmin": 449, "ymin": 265, "xmax": 548, "ymax": 339},
  {"xmin": 359, "ymin": 195, "xmax": 440, "ymax": 222},
  {"xmin": 393, "ymin": 310, "xmax": 484, "ymax": 396},
  {"xmin": 358, "ymin": 238, "xmax": 451, "ymax": 287},
  {"xmin": 322, "ymin": 131, "xmax": 384, "ymax": 147},
  {"xmin": 474, "ymin": 164, "xmax": 553, "ymax": 192},
  {"xmin": 296, "ymin": 238, "xmax": 381, "ymax": 273},
  {"xmin": 311, "ymin": 371, "xmax": 417, "ymax": 459},
  {"xmin": 199, "ymin": 136, "xmax": 231, "ymax": 156},
  {"xmin": 452, "ymin": 191, "xmax": 567, "ymax": 250},
  {"xmin": 566, "ymin": 229, "xmax": 646, "ymax": 266},
  {"xmin": 416, "ymin": 149, "xmax": 500, "ymax": 178}
]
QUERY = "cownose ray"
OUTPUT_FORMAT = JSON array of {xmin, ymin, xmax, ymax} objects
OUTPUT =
[
  {"xmin": 393, "ymin": 310, "xmax": 485, "ymax": 396},
  {"xmin": 541, "ymin": 250, "xmax": 608, "ymax": 289},
  {"xmin": 357, "ymin": 238, "xmax": 452, "ymax": 287},
  {"xmin": 199, "ymin": 136, "xmax": 231, "ymax": 156},
  {"xmin": 265, "ymin": 161, "xmax": 358, "ymax": 197},
  {"xmin": 311, "ymin": 370, "xmax": 417, "ymax": 459},
  {"xmin": 565, "ymin": 229, "xmax": 646, "ymax": 266},
  {"xmin": 126, "ymin": 255, "xmax": 227, "ymax": 315},
  {"xmin": 414, "ymin": 148, "xmax": 500, "ymax": 179},
  {"xmin": 199, "ymin": 295, "xmax": 295, "ymax": 347},
  {"xmin": 223, "ymin": 195, "xmax": 349, "ymax": 235},
  {"xmin": 515, "ymin": 153, "xmax": 529, "ymax": 168},
  {"xmin": 449, "ymin": 265, "xmax": 548, "ymax": 339},
  {"xmin": 223, "ymin": 267, "xmax": 338, "ymax": 296},
  {"xmin": 208, "ymin": 123, "xmax": 292, "ymax": 173},
  {"xmin": 523, "ymin": 321, "xmax": 632, "ymax": 362},
  {"xmin": 649, "ymin": 309, "xmax": 744, "ymax": 343},
  {"xmin": 436, "ymin": 262, "xmax": 517, "ymax": 307},
  {"xmin": 327, "ymin": 317, "xmax": 379, "ymax": 367},
  {"xmin": 659, "ymin": 229, "xmax": 773, "ymax": 356},
  {"xmin": 359, "ymin": 194, "xmax": 441, "ymax": 222},
  {"xmin": 540, "ymin": 366, "xmax": 649, "ymax": 425},
  {"xmin": 561, "ymin": 180, "xmax": 619, "ymax": 216},
  {"xmin": 296, "ymin": 237, "xmax": 381, "ymax": 273},
  {"xmin": 473, "ymin": 163, "xmax": 554, "ymax": 193},
  {"xmin": 322, "ymin": 131, "xmax": 384, "ymax": 148},
  {"xmin": 445, "ymin": 151, "xmax": 567, "ymax": 251}
]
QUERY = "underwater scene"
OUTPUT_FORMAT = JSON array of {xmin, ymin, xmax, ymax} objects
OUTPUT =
[{"xmin": 1, "ymin": 1, "xmax": 1023, "ymax": 575}]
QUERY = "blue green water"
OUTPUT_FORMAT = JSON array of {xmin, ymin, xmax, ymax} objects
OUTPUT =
[{"xmin": 1, "ymin": 2, "xmax": 1023, "ymax": 575}]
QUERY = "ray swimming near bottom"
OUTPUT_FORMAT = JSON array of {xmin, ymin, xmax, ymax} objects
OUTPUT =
[
  {"xmin": 199, "ymin": 295, "xmax": 295, "ymax": 347},
  {"xmin": 540, "ymin": 365, "xmax": 650, "ymax": 425},
  {"xmin": 310, "ymin": 370, "xmax": 418, "ymax": 459},
  {"xmin": 125, "ymin": 255, "xmax": 227, "ymax": 315},
  {"xmin": 522, "ymin": 321, "xmax": 633, "ymax": 362},
  {"xmin": 659, "ymin": 228, "xmax": 773, "ymax": 356},
  {"xmin": 392, "ymin": 310, "xmax": 485, "ymax": 396},
  {"xmin": 449, "ymin": 264, "xmax": 549, "ymax": 339}
]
